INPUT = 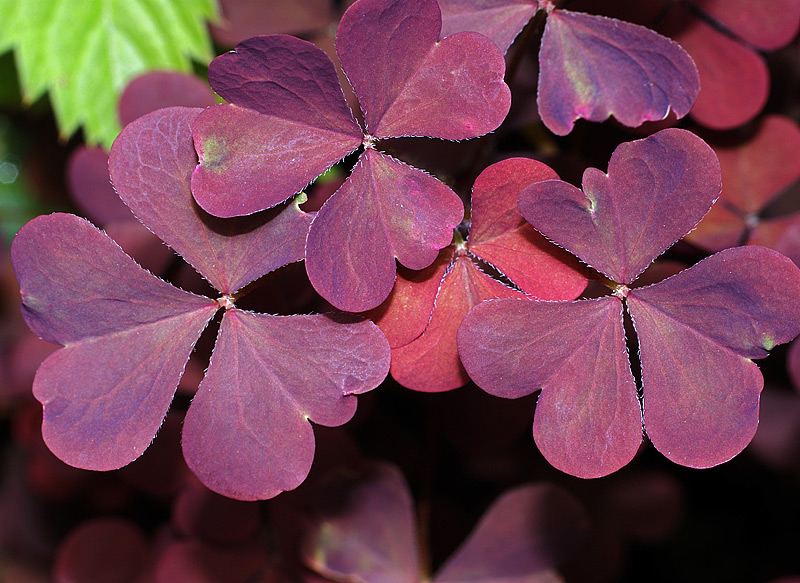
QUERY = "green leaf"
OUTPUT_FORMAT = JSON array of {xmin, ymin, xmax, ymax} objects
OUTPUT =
[{"xmin": 0, "ymin": 0, "xmax": 217, "ymax": 149}]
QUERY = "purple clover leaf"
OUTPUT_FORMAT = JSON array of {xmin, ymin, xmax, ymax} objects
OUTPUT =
[
  {"xmin": 458, "ymin": 128, "xmax": 800, "ymax": 478},
  {"xmin": 438, "ymin": 0, "xmax": 699, "ymax": 135},
  {"xmin": 191, "ymin": 0, "xmax": 512, "ymax": 311},
  {"xmin": 11, "ymin": 107, "xmax": 390, "ymax": 500}
]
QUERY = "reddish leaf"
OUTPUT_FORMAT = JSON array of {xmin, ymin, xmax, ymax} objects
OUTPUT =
[
  {"xmin": 468, "ymin": 157, "xmax": 587, "ymax": 299},
  {"xmin": 118, "ymin": 71, "xmax": 217, "ymax": 127},
  {"xmin": 434, "ymin": 483, "xmax": 588, "ymax": 583},
  {"xmin": 687, "ymin": 116, "xmax": 800, "ymax": 252},
  {"xmin": 689, "ymin": 0, "xmax": 800, "ymax": 51},
  {"xmin": 538, "ymin": 10, "xmax": 699, "ymax": 135},
  {"xmin": 54, "ymin": 518, "xmax": 149, "ymax": 583},
  {"xmin": 714, "ymin": 115, "xmax": 800, "ymax": 214},
  {"xmin": 391, "ymin": 254, "xmax": 527, "ymax": 392},
  {"xmin": 627, "ymin": 246, "xmax": 800, "ymax": 467},
  {"xmin": 211, "ymin": 0, "xmax": 335, "ymax": 45},
  {"xmin": 303, "ymin": 462, "xmax": 420, "ymax": 583},
  {"xmin": 305, "ymin": 149, "xmax": 463, "ymax": 312},
  {"xmin": 192, "ymin": 36, "xmax": 363, "ymax": 217},
  {"xmin": 749, "ymin": 214, "xmax": 800, "ymax": 267},
  {"xmin": 12, "ymin": 215, "xmax": 218, "ymax": 470},
  {"xmin": 366, "ymin": 252, "xmax": 451, "ymax": 349},
  {"xmin": 438, "ymin": 0, "xmax": 538, "ymax": 54},
  {"xmin": 519, "ymin": 128, "xmax": 721, "ymax": 284},
  {"xmin": 665, "ymin": 8, "xmax": 768, "ymax": 130},
  {"xmin": 458, "ymin": 297, "xmax": 643, "ymax": 478},
  {"xmin": 154, "ymin": 540, "xmax": 270, "ymax": 583},
  {"xmin": 337, "ymin": 0, "xmax": 511, "ymax": 139},
  {"xmin": 182, "ymin": 310, "xmax": 390, "ymax": 500},
  {"xmin": 110, "ymin": 107, "xmax": 314, "ymax": 295}
]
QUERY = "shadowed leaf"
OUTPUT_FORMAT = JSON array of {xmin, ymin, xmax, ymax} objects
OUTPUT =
[{"xmin": 438, "ymin": 0, "xmax": 538, "ymax": 54}]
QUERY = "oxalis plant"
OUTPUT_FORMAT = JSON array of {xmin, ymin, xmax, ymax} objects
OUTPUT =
[{"xmin": 8, "ymin": 0, "xmax": 800, "ymax": 578}]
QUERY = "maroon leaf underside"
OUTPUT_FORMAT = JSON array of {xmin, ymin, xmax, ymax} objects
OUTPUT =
[
  {"xmin": 182, "ymin": 309, "xmax": 390, "ymax": 500},
  {"xmin": 537, "ymin": 9, "xmax": 699, "ymax": 136},
  {"xmin": 110, "ymin": 107, "xmax": 314, "ymax": 295},
  {"xmin": 305, "ymin": 149, "xmax": 464, "ymax": 312},
  {"xmin": 519, "ymin": 128, "xmax": 721, "ymax": 285},
  {"xmin": 433, "ymin": 484, "xmax": 588, "ymax": 583},
  {"xmin": 438, "ymin": 0, "xmax": 538, "ymax": 54},
  {"xmin": 11, "ymin": 214, "xmax": 218, "ymax": 470},
  {"xmin": 468, "ymin": 157, "xmax": 587, "ymax": 300},
  {"xmin": 191, "ymin": 103, "xmax": 362, "ymax": 218},
  {"xmin": 303, "ymin": 463, "xmax": 420, "ymax": 583},
  {"xmin": 67, "ymin": 146, "xmax": 134, "ymax": 225},
  {"xmin": 627, "ymin": 246, "xmax": 800, "ymax": 467},
  {"xmin": 458, "ymin": 297, "xmax": 643, "ymax": 478},
  {"xmin": 193, "ymin": 34, "xmax": 363, "ymax": 217},
  {"xmin": 337, "ymin": 0, "xmax": 510, "ymax": 139},
  {"xmin": 391, "ymin": 254, "xmax": 528, "ymax": 393},
  {"xmin": 665, "ymin": 8, "xmax": 768, "ymax": 130}
]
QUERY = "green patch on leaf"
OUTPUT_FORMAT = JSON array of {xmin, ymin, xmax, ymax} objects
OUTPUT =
[{"xmin": 0, "ymin": 0, "xmax": 218, "ymax": 149}]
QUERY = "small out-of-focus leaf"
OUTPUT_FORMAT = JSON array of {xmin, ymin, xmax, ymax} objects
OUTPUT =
[
  {"xmin": 458, "ymin": 297, "xmax": 643, "ymax": 478},
  {"xmin": 438, "ymin": 0, "xmax": 538, "ymax": 54},
  {"xmin": 305, "ymin": 149, "xmax": 463, "ymax": 312},
  {"xmin": 12, "ymin": 213, "xmax": 218, "ymax": 470},
  {"xmin": 182, "ymin": 310, "xmax": 390, "ymax": 500},
  {"xmin": 54, "ymin": 518, "xmax": 149, "ymax": 583},
  {"xmin": 153, "ymin": 540, "xmax": 270, "ymax": 583},
  {"xmin": 0, "ymin": 0, "xmax": 218, "ymax": 149},
  {"xmin": 337, "ymin": 0, "xmax": 510, "ymax": 139},
  {"xmin": 689, "ymin": 0, "xmax": 800, "ymax": 51},
  {"xmin": 110, "ymin": 107, "xmax": 314, "ymax": 295},
  {"xmin": 434, "ymin": 483, "xmax": 588, "ymax": 583},
  {"xmin": 519, "ymin": 128, "xmax": 721, "ymax": 284},
  {"xmin": 663, "ymin": 6, "xmax": 768, "ymax": 130},
  {"xmin": 627, "ymin": 246, "xmax": 800, "ymax": 467},
  {"xmin": 687, "ymin": 115, "xmax": 800, "ymax": 253},
  {"xmin": 211, "ymin": 0, "xmax": 334, "ymax": 46},
  {"xmin": 303, "ymin": 463, "xmax": 420, "ymax": 583},
  {"xmin": 118, "ymin": 71, "xmax": 216, "ymax": 127},
  {"xmin": 66, "ymin": 146, "xmax": 133, "ymax": 225},
  {"xmin": 537, "ymin": 9, "xmax": 699, "ymax": 135}
]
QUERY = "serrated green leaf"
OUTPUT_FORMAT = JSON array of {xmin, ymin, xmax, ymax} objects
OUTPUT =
[{"xmin": 0, "ymin": 0, "xmax": 217, "ymax": 149}]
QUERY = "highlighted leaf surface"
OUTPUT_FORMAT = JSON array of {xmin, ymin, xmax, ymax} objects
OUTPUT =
[
  {"xmin": 519, "ymin": 128, "xmax": 720, "ymax": 284},
  {"xmin": 628, "ymin": 246, "xmax": 800, "ymax": 467},
  {"xmin": 538, "ymin": 9, "xmax": 699, "ymax": 135},
  {"xmin": 11, "ymin": 213, "xmax": 218, "ymax": 470},
  {"xmin": 458, "ymin": 297, "xmax": 642, "ymax": 478},
  {"xmin": 182, "ymin": 310, "xmax": 390, "ymax": 500},
  {"xmin": 305, "ymin": 149, "xmax": 464, "ymax": 312},
  {"xmin": 110, "ymin": 107, "xmax": 314, "ymax": 294},
  {"xmin": 337, "ymin": 0, "xmax": 510, "ymax": 139},
  {"xmin": 438, "ymin": 0, "xmax": 538, "ymax": 54}
]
